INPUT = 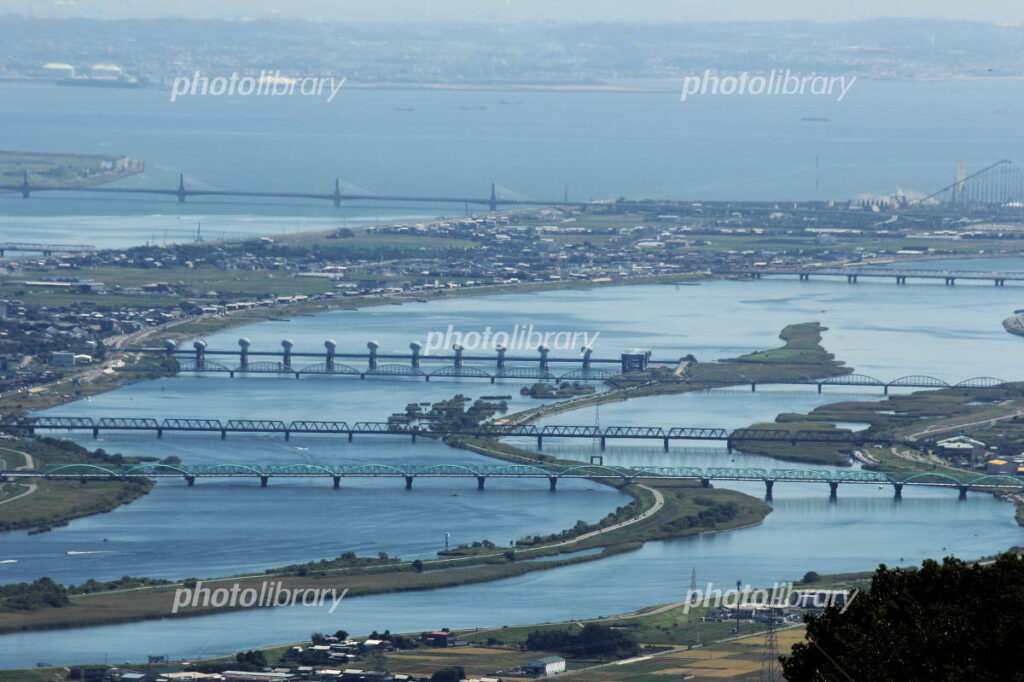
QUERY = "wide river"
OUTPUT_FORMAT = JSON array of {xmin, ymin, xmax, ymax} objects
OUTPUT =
[{"xmin": 1, "ymin": 260, "xmax": 1023, "ymax": 666}]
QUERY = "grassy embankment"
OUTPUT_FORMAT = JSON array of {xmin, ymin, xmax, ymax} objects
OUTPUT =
[
  {"xmin": 0, "ymin": 439, "xmax": 152, "ymax": 534},
  {"xmin": 738, "ymin": 385, "xmax": 1024, "ymax": 471},
  {"xmin": 459, "ymin": 321, "xmax": 856, "ymax": 466},
  {"xmin": 0, "ymin": 151, "xmax": 142, "ymax": 189}
]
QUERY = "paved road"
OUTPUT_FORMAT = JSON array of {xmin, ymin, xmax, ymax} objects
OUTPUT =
[{"xmin": 0, "ymin": 446, "xmax": 37, "ymax": 507}]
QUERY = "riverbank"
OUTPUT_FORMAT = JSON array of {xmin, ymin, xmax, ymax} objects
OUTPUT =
[
  {"xmin": 0, "ymin": 151, "xmax": 143, "ymax": 191},
  {"xmin": 0, "ymin": 439, "xmax": 153, "ymax": 534},
  {"xmin": 0, "ymin": 476, "xmax": 768, "ymax": 634},
  {"xmin": 0, "ymin": 272, "xmax": 703, "ymax": 417}
]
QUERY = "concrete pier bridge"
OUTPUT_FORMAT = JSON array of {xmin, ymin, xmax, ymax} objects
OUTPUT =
[
  {"xmin": 4, "ymin": 462, "xmax": 1021, "ymax": 499},
  {"xmin": 718, "ymin": 266, "xmax": 1024, "ymax": 287},
  {"xmin": 6, "ymin": 415, "xmax": 879, "ymax": 452},
  {"xmin": 135, "ymin": 339, "xmax": 1014, "ymax": 394}
]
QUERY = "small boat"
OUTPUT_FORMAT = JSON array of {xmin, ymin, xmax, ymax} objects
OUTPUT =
[
  {"xmin": 0, "ymin": 559, "xmax": 17, "ymax": 564},
  {"xmin": 65, "ymin": 550, "xmax": 109, "ymax": 555}
]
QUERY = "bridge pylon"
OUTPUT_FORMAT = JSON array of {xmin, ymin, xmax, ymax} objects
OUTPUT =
[
  {"xmin": 19, "ymin": 170, "xmax": 30, "ymax": 198},
  {"xmin": 488, "ymin": 182, "xmax": 497, "ymax": 212},
  {"xmin": 177, "ymin": 174, "xmax": 187, "ymax": 203},
  {"xmin": 333, "ymin": 178, "xmax": 342, "ymax": 207}
]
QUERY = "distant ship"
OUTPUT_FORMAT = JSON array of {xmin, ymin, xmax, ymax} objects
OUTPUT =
[
  {"xmin": 801, "ymin": 116, "xmax": 829, "ymax": 122},
  {"xmin": 57, "ymin": 77, "xmax": 143, "ymax": 89}
]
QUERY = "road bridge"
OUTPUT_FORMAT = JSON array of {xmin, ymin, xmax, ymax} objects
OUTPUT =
[
  {"xmin": 0, "ymin": 174, "xmax": 579, "ymax": 213},
  {"xmin": 0, "ymin": 242, "xmax": 95, "ymax": 257},
  {"xmin": 3, "ymin": 463, "xmax": 1020, "ymax": 499},
  {"xmin": 718, "ymin": 266, "xmax": 1024, "ymax": 287},
  {"xmin": 6, "ymin": 415, "xmax": 877, "ymax": 452}
]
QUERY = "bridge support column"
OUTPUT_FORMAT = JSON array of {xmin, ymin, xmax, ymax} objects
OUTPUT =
[
  {"xmin": 157, "ymin": 428, "xmax": 163, "ymax": 439},
  {"xmin": 536, "ymin": 436, "xmax": 543, "ymax": 450},
  {"xmin": 284, "ymin": 431, "xmax": 290, "ymax": 441},
  {"xmin": 590, "ymin": 455, "xmax": 603, "ymax": 465},
  {"xmin": 958, "ymin": 485, "xmax": 968, "ymax": 500},
  {"xmin": 405, "ymin": 476, "xmax": 413, "ymax": 490},
  {"xmin": 411, "ymin": 432, "xmax": 417, "ymax": 443},
  {"xmin": 817, "ymin": 383, "xmax": 823, "ymax": 394},
  {"xmin": 764, "ymin": 480, "xmax": 774, "ymax": 500},
  {"xmin": 799, "ymin": 273, "xmax": 809, "ymax": 281},
  {"xmin": 548, "ymin": 476, "xmax": 558, "ymax": 491},
  {"xmin": 700, "ymin": 478, "xmax": 711, "ymax": 488},
  {"xmin": 348, "ymin": 432, "xmax": 354, "ymax": 442},
  {"xmin": 828, "ymin": 482, "xmax": 839, "ymax": 499},
  {"xmin": 185, "ymin": 475, "xmax": 195, "ymax": 486},
  {"xmin": 893, "ymin": 483, "xmax": 903, "ymax": 499},
  {"xmin": 477, "ymin": 476, "xmax": 486, "ymax": 491},
  {"xmin": 600, "ymin": 436, "xmax": 606, "ymax": 450},
  {"xmin": 883, "ymin": 385, "xmax": 889, "ymax": 395},
  {"xmin": 92, "ymin": 427, "xmax": 99, "ymax": 439},
  {"xmin": 663, "ymin": 437, "xmax": 669, "ymax": 452},
  {"xmin": 726, "ymin": 440, "xmax": 734, "ymax": 454},
  {"xmin": 333, "ymin": 476, "xmax": 341, "ymax": 489},
  {"xmin": 750, "ymin": 382, "xmax": 756, "ymax": 392},
  {"xmin": 260, "ymin": 476, "xmax": 269, "ymax": 488},
  {"xmin": 220, "ymin": 430, "xmax": 227, "ymax": 440},
  {"xmin": 847, "ymin": 275, "xmax": 858, "ymax": 283}
]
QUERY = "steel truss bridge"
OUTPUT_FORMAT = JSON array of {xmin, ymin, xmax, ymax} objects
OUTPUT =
[
  {"xmin": 3, "ymin": 463, "xmax": 1021, "ymax": 498},
  {"xmin": 7, "ymin": 416, "xmax": 884, "ymax": 452},
  {"xmin": 718, "ymin": 266, "xmax": 1024, "ymax": 287}
]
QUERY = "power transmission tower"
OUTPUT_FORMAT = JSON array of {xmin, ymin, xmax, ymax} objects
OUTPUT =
[{"xmin": 759, "ymin": 617, "xmax": 780, "ymax": 682}]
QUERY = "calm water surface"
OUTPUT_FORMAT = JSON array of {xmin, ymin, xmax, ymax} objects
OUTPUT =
[{"xmin": 2, "ymin": 266, "xmax": 1022, "ymax": 666}]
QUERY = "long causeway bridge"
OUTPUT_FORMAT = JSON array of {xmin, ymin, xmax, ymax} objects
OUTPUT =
[
  {"xmin": 3, "ymin": 463, "xmax": 1021, "ymax": 499},
  {"xmin": 6, "ymin": 415, "xmax": 881, "ymax": 452},
  {"xmin": 717, "ymin": 266, "xmax": 1024, "ymax": 286},
  {"xmin": 0, "ymin": 174, "xmax": 577, "ymax": 212}
]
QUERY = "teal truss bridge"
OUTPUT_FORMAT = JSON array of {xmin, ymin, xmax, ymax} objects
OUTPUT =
[
  {"xmin": 3, "ymin": 463, "xmax": 1022, "ymax": 499},
  {"xmin": 8, "ymin": 415, "xmax": 886, "ymax": 452}
]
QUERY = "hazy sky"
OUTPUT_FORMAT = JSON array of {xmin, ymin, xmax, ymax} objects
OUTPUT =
[{"xmin": 8, "ymin": 0, "xmax": 1024, "ymax": 23}]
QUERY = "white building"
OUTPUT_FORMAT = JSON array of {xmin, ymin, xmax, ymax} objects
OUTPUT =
[{"xmin": 524, "ymin": 656, "xmax": 566, "ymax": 676}]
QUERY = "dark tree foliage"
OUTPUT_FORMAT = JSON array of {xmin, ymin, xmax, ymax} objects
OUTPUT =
[
  {"xmin": 525, "ymin": 622, "xmax": 640, "ymax": 659},
  {"xmin": 0, "ymin": 577, "xmax": 69, "ymax": 610},
  {"xmin": 429, "ymin": 666, "xmax": 465, "ymax": 682},
  {"xmin": 781, "ymin": 553, "xmax": 1024, "ymax": 681}
]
